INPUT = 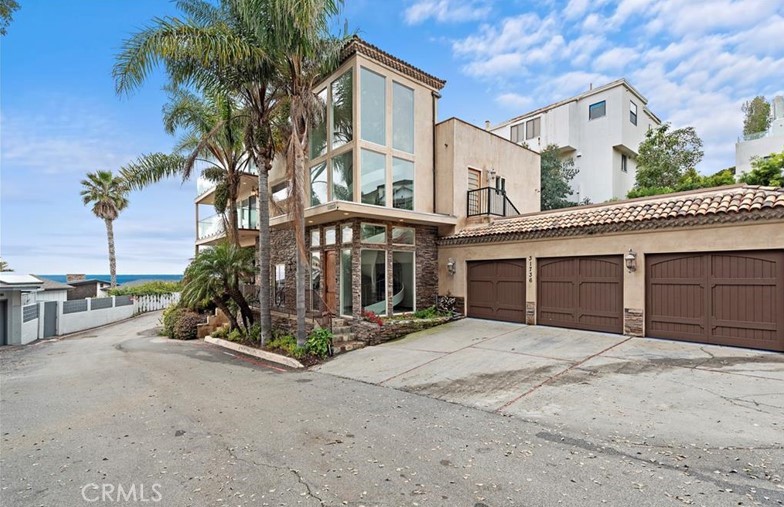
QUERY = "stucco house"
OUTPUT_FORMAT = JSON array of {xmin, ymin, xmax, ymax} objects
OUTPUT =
[
  {"xmin": 491, "ymin": 79, "xmax": 661, "ymax": 204},
  {"xmin": 193, "ymin": 37, "xmax": 784, "ymax": 352},
  {"xmin": 21, "ymin": 276, "xmax": 72, "ymax": 305},
  {"xmin": 735, "ymin": 95, "xmax": 784, "ymax": 175},
  {"xmin": 0, "ymin": 274, "xmax": 44, "ymax": 346}
]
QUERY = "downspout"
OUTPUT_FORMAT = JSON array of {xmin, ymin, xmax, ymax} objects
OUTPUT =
[{"xmin": 431, "ymin": 90, "xmax": 441, "ymax": 214}]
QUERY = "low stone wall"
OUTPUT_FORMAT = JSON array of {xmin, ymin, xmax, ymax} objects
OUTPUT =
[{"xmin": 352, "ymin": 316, "xmax": 457, "ymax": 346}]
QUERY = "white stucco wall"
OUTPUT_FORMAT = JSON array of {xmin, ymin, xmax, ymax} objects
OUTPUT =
[
  {"xmin": 59, "ymin": 304, "xmax": 135, "ymax": 336},
  {"xmin": 735, "ymin": 134, "xmax": 784, "ymax": 174},
  {"xmin": 21, "ymin": 317, "xmax": 39, "ymax": 344}
]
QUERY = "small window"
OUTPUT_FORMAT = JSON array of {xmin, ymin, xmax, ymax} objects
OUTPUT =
[
  {"xmin": 310, "ymin": 229, "xmax": 320, "ymax": 248},
  {"xmin": 342, "ymin": 224, "xmax": 353, "ymax": 244},
  {"xmin": 629, "ymin": 101, "xmax": 638, "ymax": 125},
  {"xmin": 510, "ymin": 123, "xmax": 524, "ymax": 143},
  {"xmin": 360, "ymin": 223, "xmax": 386, "ymax": 244},
  {"xmin": 621, "ymin": 154, "xmax": 628, "ymax": 173},
  {"xmin": 392, "ymin": 226, "xmax": 415, "ymax": 245},
  {"xmin": 525, "ymin": 117, "xmax": 540, "ymax": 139},
  {"xmin": 495, "ymin": 176, "xmax": 506, "ymax": 192},
  {"xmin": 589, "ymin": 100, "xmax": 606, "ymax": 120},
  {"xmin": 324, "ymin": 227, "xmax": 336, "ymax": 245}
]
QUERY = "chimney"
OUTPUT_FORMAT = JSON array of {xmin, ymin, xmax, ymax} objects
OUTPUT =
[
  {"xmin": 66, "ymin": 274, "xmax": 86, "ymax": 283},
  {"xmin": 485, "ymin": 120, "xmax": 491, "ymax": 131},
  {"xmin": 589, "ymin": 83, "xmax": 593, "ymax": 90}
]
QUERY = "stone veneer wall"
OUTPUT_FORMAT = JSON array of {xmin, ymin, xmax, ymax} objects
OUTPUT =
[
  {"xmin": 623, "ymin": 308, "xmax": 644, "ymax": 336},
  {"xmin": 269, "ymin": 228, "xmax": 298, "ymax": 315}
]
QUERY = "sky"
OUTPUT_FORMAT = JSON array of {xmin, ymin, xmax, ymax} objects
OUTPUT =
[{"xmin": 1, "ymin": 0, "xmax": 783, "ymax": 274}]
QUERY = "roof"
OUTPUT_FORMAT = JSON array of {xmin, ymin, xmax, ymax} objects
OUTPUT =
[
  {"xmin": 32, "ymin": 276, "xmax": 73, "ymax": 291},
  {"xmin": 0, "ymin": 274, "xmax": 45, "ymax": 291},
  {"xmin": 67, "ymin": 279, "xmax": 111, "ymax": 286},
  {"xmin": 441, "ymin": 185, "xmax": 784, "ymax": 245},
  {"xmin": 341, "ymin": 36, "xmax": 446, "ymax": 91},
  {"xmin": 492, "ymin": 78, "xmax": 658, "ymax": 130}
]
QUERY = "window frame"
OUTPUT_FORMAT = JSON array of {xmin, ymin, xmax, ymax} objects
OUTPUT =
[
  {"xmin": 589, "ymin": 100, "xmax": 607, "ymax": 120},
  {"xmin": 629, "ymin": 101, "xmax": 638, "ymax": 125},
  {"xmin": 621, "ymin": 154, "xmax": 628, "ymax": 173},
  {"xmin": 525, "ymin": 117, "xmax": 540, "ymax": 140},
  {"xmin": 510, "ymin": 123, "xmax": 524, "ymax": 143},
  {"xmin": 360, "ymin": 223, "xmax": 387, "ymax": 244}
]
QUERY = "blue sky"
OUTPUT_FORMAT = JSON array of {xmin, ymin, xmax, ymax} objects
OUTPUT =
[{"xmin": 2, "ymin": 0, "xmax": 783, "ymax": 274}]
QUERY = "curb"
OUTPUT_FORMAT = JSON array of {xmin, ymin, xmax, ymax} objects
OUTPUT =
[{"xmin": 204, "ymin": 336, "xmax": 304, "ymax": 369}]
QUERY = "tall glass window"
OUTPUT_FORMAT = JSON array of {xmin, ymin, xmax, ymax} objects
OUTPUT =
[
  {"xmin": 331, "ymin": 69, "xmax": 353, "ymax": 149},
  {"xmin": 310, "ymin": 162, "xmax": 328, "ymax": 206},
  {"xmin": 393, "ymin": 82, "xmax": 414, "ymax": 153},
  {"xmin": 392, "ymin": 157, "xmax": 414, "ymax": 210},
  {"xmin": 392, "ymin": 251, "xmax": 415, "ymax": 313},
  {"xmin": 309, "ymin": 88, "xmax": 327, "ymax": 159},
  {"xmin": 340, "ymin": 249, "xmax": 352, "ymax": 316},
  {"xmin": 331, "ymin": 150, "xmax": 353, "ymax": 201},
  {"xmin": 361, "ymin": 149, "xmax": 386, "ymax": 206},
  {"xmin": 361, "ymin": 68, "xmax": 386, "ymax": 146},
  {"xmin": 311, "ymin": 251, "xmax": 321, "ymax": 311},
  {"xmin": 273, "ymin": 264, "xmax": 285, "ymax": 307},
  {"xmin": 361, "ymin": 250, "xmax": 386, "ymax": 315}
]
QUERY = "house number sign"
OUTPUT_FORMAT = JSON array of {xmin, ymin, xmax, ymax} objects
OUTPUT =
[{"xmin": 528, "ymin": 256, "xmax": 533, "ymax": 283}]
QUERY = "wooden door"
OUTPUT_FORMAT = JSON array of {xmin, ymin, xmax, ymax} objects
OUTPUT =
[{"xmin": 324, "ymin": 250, "xmax": 338, "ymax": 314}]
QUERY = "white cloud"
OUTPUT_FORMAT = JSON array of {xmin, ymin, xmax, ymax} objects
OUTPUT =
[
  {"xmin": 594, "ymin": 47, "xmax": 639, "ymax": 71},
  {"xmin": 403, "ymin": 0, "xmax": 491, "ymax": 25},
  {"xmin": 495, "ymin": 92, "xmax": 534, "ymax": 110}
]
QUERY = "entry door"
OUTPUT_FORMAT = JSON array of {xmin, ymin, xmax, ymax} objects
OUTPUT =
[
  {"xmin": 43, "ymin": 301, "xmax": 57, "ymax": 338},
  {"xmin": 324, "ymin": 250, "xmax": 338, "ymax": 315},
  {"xmin": 0, "ymin": 300, "xmax": 7, "ymax": 346}
]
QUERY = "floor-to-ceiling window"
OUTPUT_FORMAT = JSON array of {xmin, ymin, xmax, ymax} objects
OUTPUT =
[{"xmin": 392, "ymin": 251, "xmax": 414, "ymax": 313}]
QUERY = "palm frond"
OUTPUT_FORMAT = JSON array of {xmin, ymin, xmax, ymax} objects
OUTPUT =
[{"xmin": 119, "ymin": 153, "xmax": 188, "ymax": 191}]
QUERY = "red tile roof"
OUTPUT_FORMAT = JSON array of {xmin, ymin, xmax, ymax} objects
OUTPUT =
[{"xmin": 441, "ymin": 185, "xmax": 784, "ymax": 245}]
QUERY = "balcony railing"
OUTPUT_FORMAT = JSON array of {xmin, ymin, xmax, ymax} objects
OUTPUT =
[
  {"xmin": 467, "ymin": 187, "xmax": 521, "ymax": 217},
  {"xmin": 196, "ymin": 167, "xmax": 260, "ymax": 197},
  {"xmin": 198, "ymin": 208, "xmax": 258, "ymax": 240}
]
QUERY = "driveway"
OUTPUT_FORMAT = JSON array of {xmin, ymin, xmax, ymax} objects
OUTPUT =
[{"xmin": 315, "ymin": 319, "xmax": 784, "ymax": 448}]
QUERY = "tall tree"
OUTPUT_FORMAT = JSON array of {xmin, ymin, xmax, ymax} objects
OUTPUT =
[
  {"xmin": 0, "ymin": 0, "xmax": 19, "ymax": 36},
  {"xmin": 80, "ymin": 171, "xmax": 129, "ymax": 288},
  {"xmin": 539, "ymin": 145, "xmax": 579, "ymax": 210},
  {"xmin": 632, "ymin": 123, "xmax": 703, "ymax": 193},
  {"xmin": 742, "ymin": 96, "xmax": 771, "ymax": 136},
  {"xmin": 237, "ymin": 0, "xmax": 348, "ymax": 345},
  {"xmin": 0, "ymin": 258, "xmax": 12, "ymax": 272},
  {"xmin": 739, "ymin": 151, "xmax": 784, "ymax": 187}
]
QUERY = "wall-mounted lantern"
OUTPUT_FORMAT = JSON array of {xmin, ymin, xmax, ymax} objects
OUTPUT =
[
  {"xmin": 447, "ymin": 258, "xmax": 457, "ymax": 276},
  {"xmin": 624, "ymin": 249, "xmax": 638, "ymax": 272}
]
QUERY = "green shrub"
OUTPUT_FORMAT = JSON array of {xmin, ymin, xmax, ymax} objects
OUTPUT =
[
  {"xmin": 161, "ymin": 305, "xmax": 183, "ymax": 338},
  {"xmin": 172, "ymin": 310, "xmax": 204, "ymax": 340},
  {"xmin": 211, "ymin": 326, "xmax": 228, "ymax": 339},
  {"xmin": 109, "ymin": 280, "xmax": 182, "ymax": 297},
  {"xmin": 227, "ymin": 328, "xmax": 244, "ymax": 342},
  {"xmin": 291, "ymin": 346, "xmax": 307, "ymax": 359},
  {"xmin": 413, "ymin": 306, "xmax": 438, "ymax": 319},
  {"xmin": 306, "ymin": 328, "xmax": 332, "ymax": 358},
  {"xmin": 247, "ymin": 324, "xmax": 260, "ymax": 342}
]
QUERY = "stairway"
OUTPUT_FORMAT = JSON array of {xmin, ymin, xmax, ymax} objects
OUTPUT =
[{"xmin": 330, "ymin": 317, "xmax": 364, "ymax": 355}]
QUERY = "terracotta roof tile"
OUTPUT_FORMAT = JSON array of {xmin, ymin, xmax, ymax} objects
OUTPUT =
[{"xmin": 441, "ymin": 185, "xmax": 784, "ymax": 245}]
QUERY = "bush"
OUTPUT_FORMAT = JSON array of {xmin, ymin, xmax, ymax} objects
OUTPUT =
[
  {"xmin": 161, "ymin": 305, "xmax": 183, "ymax": 338},
  {"xmin": 211, "ymin": 326, "xmax": 228, "ymax": 339},
  {"xmin": 172, "ymin": 310, "xmax": 203, "ymax": 340},
  {"xmin": 413, "ymin": 306, "xmax": 438, "ymax": 319},
  {"xmin": 227, "ymin": 328, "xmax": 244, "ymax": 342},
  {"xmin": 307, "ymin": 328, "xmax": 332, "ymax": 358},
  {"xmin": 109, "ymin": 280, "xmax": 181, "ymax": 297},
  {"xmin": 247, "ymin": 324, "xmax": 260, "ymax": 342}
]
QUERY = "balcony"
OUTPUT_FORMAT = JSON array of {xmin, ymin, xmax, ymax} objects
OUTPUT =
[
  {"xmin": 195, "ymin": 168, "xmax": 260, "ymax": 203},
  {"xmin": 197, "ymin": 207, "xmax": 259, "ymax": 247},
  {"xmin": 467, "ymin": 187, "xmax": 521, "ymax": 217}
]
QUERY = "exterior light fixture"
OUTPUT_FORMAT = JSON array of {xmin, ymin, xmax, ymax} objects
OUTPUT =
[
  {"xmin": 447, "ymin": 258, "xmax": 457, "ymax": 276},
  {"xmin": 624, "ymin": 249, "xmax": 637, "ymax": 272}
]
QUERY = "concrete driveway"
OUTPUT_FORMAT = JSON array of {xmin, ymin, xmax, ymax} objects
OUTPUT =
[{"xmin": 315, "ymin": 319, "xmax": 784, "ymax": 448}]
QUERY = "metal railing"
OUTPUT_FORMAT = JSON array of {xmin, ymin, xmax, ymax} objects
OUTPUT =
[
  {"xmin": 467, "ymin": 187, "xmax": 521, "ymax": 217},
  {"xmin": 198, "ymin": 209, "xmax": 259, "ymax": 240}
]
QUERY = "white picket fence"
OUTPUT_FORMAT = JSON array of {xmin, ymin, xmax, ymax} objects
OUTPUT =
[{"xmin": 133, "ymin": 293, "xmax": 181, "ymax": 315}]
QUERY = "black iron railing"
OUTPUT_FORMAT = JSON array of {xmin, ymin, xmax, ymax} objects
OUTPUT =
[{"xmin": 467, "ymin": 187, "xmax": 521, "ymax": 217}]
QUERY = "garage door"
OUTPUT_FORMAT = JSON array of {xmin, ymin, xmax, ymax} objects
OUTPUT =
[
  {"xmin": 467, "ymin": 259, "xmax": 526, "ymax": 323},
  {"xmin": 646, "ymin": 251, "xmax": 784, "ymax": 352},
  {"xmin": 538, "ymin": 256, "xmax": 624, "ymax": 334}
]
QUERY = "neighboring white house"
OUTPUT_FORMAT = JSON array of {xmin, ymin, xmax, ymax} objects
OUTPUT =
[
  {"xmin": 735, "ymin": 95, "xmax": 784, "ymax": 174},
  {"xmin": 491, "ymin": 79, "xmax": 661, "ymax": 204},
  {"xmin": 21, "ymin": 276, "xmax": 72, "ymax": 305},
  {"xmin": 0, "ymin": 274, "xmax": 44, "ymax": 346}
]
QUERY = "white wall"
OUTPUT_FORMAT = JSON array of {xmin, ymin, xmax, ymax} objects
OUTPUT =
[
  {"xmin": 735, "ymin": 134, "xmax": 784, "ymax": 174},
  {"xmin": 59, "ymin": 302, "xmax": 135, "ymax": 336},
  {"xmin": 21, "ymin": 317, "xmax": 39, "ymax": 345}
]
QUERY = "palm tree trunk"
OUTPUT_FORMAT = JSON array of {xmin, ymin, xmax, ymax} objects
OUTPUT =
[
  {"xmin": 228, "ymin": 285, "xmax": 254, "ymax": 330},
  {"xmin": 258, "ymin": 164, "xmax": 272, "ymax": 345},
  {"xmin": 105, "ymin": 218, "xmax": 117, "ymax": 288},
  {"xmin": 212, "ymin": 296, "xmax": 240, "ymax": 331},
  {"xmin": 294, "ymin": 149, "xmax": 307, "ymax": 347},
  {"xmin": 227, "ymin": 176, "xmax": 240, "ymax": 246}
]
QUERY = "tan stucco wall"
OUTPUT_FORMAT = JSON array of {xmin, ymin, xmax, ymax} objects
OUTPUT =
[
  {"xmin": 435, "ymin": 118, "xmax": 540, "ymax": 231},
  {"xmin": 438, "ymin": 220, "xmax": 784, "ymax": 333}
]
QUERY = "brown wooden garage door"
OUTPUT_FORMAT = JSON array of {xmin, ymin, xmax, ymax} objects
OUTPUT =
[
  {"xmin": 646, "ymin": 251, "xmax": 784, "ymax": 352},
  {"xmin": 467, "ymin": 259, "xmax": 526, "ymax": 323},
  {"xmin": 538, "ymin": 256, "xmax": 624, "ymax": 334}
]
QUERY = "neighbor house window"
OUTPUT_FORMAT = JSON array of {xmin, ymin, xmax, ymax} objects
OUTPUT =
[
  {"xmin": 589, "ymin": 100, "xmax": 606, "ymax": 120},
  {"xmin": 392, "ymin": 82, "xmax": 414, "ymax": 153},
  {"xmin": 309, "ymin": 88, "xmax": 327, "ymax": 159},
  {"xmin": 361, "ymin": 149, "xmax": 386, "ymax": 206},
  {"xmin": 361, "ymin": 67, "xmax": 386, "ymax": 146},
  {"xmin": 510, "ymin": 123, "xmax": 524, "ymax": 143},
  {"xmin": 331, "ymin": 69, "xmax": 353, "ymax": 149},
  {"xmin": 310, "ymin": 162, "xmax": 328, "ymax": 206},
  {"xmin": 361, "ymin": 249, "xmax": 386, "ymax": 315},
  {"xmin": 392, "ymin": 157, "xmax": 414, "ymax": 210},
  {"xmin": 525, "ymin": 117, "xmax": 540, "ymax": 139},
  {"xmin": 360, "ymin": 223, "xmax": 386, "ymax": 244},
  {"xmin": 621, "ymin": 154, "xmax": 628, "ymax": 173},
  {"xmin": 630, "ymin": 101, "xmax": 638, "ymax": 125},
  {"xmin": 331, "ymin": 150, "xmax": 353, "ymax": 201},
  {"xmin": 392, "ymin": 226, "xmax": 414, "ymax": 245}
]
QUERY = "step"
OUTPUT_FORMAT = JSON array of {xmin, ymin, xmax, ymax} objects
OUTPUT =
[
  {"xmin": 332, "ymin": 340, "xmax": 365, "ymax": 355},
  {"xmin": 331, "ymin": 318, "xmax": 347, "ymax": 327},
  {"xmin": 332, "ymin": 334, "xmax": 354, "ymax": 343},
  {"xmin": 332, "ymin": 325, "xmax": 352, "ymax": 334}
]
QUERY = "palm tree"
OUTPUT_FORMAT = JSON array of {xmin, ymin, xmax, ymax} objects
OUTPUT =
[
  {"xmin": 0, "ymin": 258, "xmax": 12, "ymax": 272},
  {"xmin": 181, "ymin": 242, "xmax": 256, "ymax": 331},
  {"xmin": 80, "ymin": 171, "xmax": 129, "ymax": 288}
]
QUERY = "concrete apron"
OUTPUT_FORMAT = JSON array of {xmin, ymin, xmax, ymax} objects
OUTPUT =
[{"xmin": 314, "ymin": 319, "xmax": 784, "ymax": 448}]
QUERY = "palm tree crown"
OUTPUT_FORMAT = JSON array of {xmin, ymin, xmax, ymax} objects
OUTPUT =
[{"xmin": 80, "ymin": 170, "xmax": 129, "ymax": 220}]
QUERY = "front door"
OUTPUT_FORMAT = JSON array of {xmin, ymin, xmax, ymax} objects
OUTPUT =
[
  {"xmin": 43, "ymin": 301, "xmax": 57, "ymax": 338},
  {"xmin": 324, "ymin": 250, "xmax": 337, "ymax": 315},
  {"xmin": 0, "ymin": 300, "xmax": 7, "ymax": 346}
]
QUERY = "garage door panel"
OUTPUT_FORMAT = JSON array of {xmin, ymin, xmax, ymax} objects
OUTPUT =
[
  {"xmin": 646, "ymin": 250, "xmax": 784, "ymax": 352},
  {"xmin": 538, "ymin": 256, "xmax": 623, "ymax": 334},
  {"xmin": 467, "ymin": 260, "xmax": 526, "ymax": 323}
]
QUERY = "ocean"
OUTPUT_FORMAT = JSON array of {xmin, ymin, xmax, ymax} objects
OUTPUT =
[{"xmin": 40, "ymin": 274, "xmax": 182, "ymax": 285}]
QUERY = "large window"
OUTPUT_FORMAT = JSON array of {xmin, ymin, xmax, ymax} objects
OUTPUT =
[
  {"xmin": 630, "ymin": 101, "xmax": 638, "ymax": 125},
  {"xmin": 392, "ymin": 157, "xmax": 414, "ymax": 210},
  {"xmin": 361, "ymin": 149, "xmax": 386, "ymax": 206},
  {"xmin": 589, "ymin": 100, "xmax": 606, "ymax": 120},
  {"xmin": 392, "ymin": 251, "xmax": 415, "ymax": 313},
  {"xmin": 525, "ymin": 117, "xmax": 540, "ymax": 139},
  {"xmin": 510, "ymin": 123, "xmax": 524, "ymax": 143},
  {"xmin": 331, "ymin": 69, "xmax": 353, "ymax": 149},
  {"xmin": 340, "ymin": 249, "xmax": 352, "ymax": 316},
  {"xmin": 392, "ymin": 226, "xmax": 414, "ymax": 245},
  {"xmin": 331, "ymin": 150, "xmax": 353, "ymax": 201},
  {"xmin": 361, "ymin": 68, "xmax": 386, "ymax": 146},
  {"xmin": 361, "ymin": 250, "xmax": 386, "ymax": 315},
  {"xmin": 393, "ymin": 82, "xmax": 414, "ymax": 153},
  {"xmin": 360, "ymin": 223, "xmax": 386, "ymax": 244},
  {"xmin": 310, "ymin": 162, "xmax": 328, "ymax": 206},
  {"xmin": 309, "ymin": 88, "xmax": 327, "ymax": 159}
]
